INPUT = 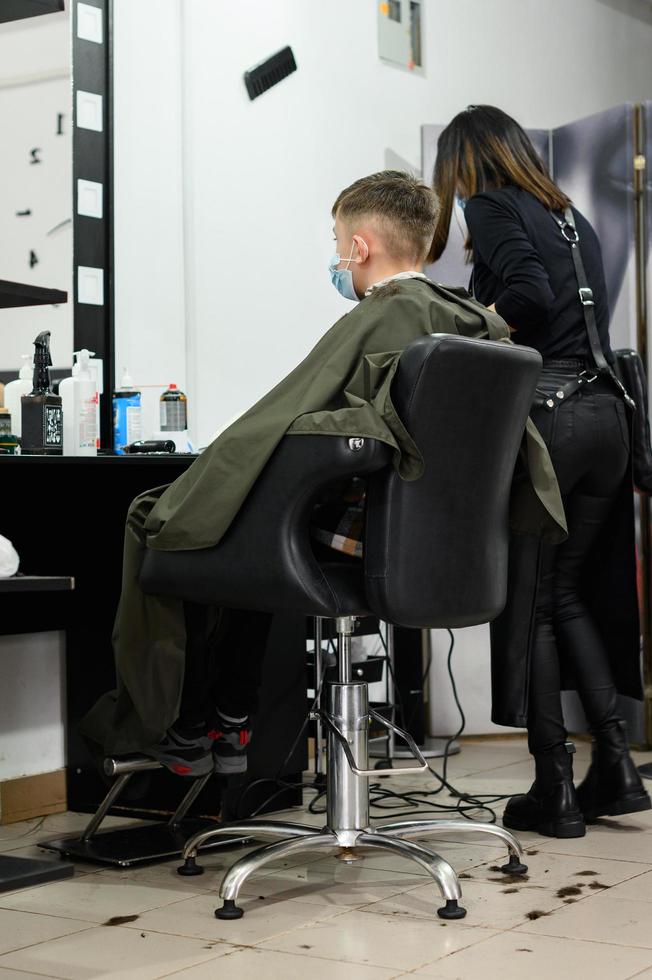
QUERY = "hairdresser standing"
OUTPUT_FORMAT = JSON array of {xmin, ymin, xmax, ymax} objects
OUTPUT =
[{"xmin": 430, "ymin": 105, "xmax": 650, "ymax": 839}]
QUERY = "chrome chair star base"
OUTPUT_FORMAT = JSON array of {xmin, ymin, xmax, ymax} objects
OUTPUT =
[{"xmin": 177, "ymin": 615, "xmax": 527, "ymax": 920}]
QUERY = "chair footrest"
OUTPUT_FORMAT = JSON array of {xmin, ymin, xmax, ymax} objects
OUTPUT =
[{"xmin": 40, "ymin": 819, "xmax": 250, "ymax": 868}]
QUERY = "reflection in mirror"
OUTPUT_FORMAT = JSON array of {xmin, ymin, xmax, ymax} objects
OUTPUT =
[{"xmin": 0, "ymin": 5, "xmax": 72, "ymax": 377}]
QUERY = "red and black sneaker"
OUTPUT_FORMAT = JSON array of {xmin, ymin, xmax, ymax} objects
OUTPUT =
[
  {"xmin": 208, "ymin": 712, "xmax": 251, "ymax": 775},
  {"xmin": 144, "ymin": 724, "xmax": 214, "ymax": 777}
]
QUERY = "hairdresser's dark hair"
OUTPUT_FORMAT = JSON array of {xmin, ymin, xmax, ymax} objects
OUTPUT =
[{"xmin": 428, "ymin": 105, "xmax": 571, "ymax": 262}]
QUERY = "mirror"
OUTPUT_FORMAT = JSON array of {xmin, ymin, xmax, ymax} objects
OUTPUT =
[{"xmin": 0, "ymin": 2, "xmax": 72, "ymax": 380}]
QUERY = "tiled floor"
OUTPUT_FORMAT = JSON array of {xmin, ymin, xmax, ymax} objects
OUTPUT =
[{"xmin": 1, "ymin": 737, "xmax": 652, "ymax": 979}]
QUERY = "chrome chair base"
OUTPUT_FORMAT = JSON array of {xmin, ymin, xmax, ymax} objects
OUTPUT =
[
  {"xmin": 177, "ymin": 617, "xmax": 528, "ymax": 920},
  {"xmin": 178, "ymin": 817, "xmax": 526, "ymax": 921}
]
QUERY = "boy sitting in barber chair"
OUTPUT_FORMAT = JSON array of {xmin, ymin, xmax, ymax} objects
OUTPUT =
[{"xmin": 81, "ymin": 171, "xmax": 559, "ymax": 777}]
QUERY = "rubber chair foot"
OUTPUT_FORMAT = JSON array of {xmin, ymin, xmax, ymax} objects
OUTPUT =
[
  {"xmin": 177, "ymin": 856, "xmax": 204, "ymax": 877},
  {"xmin": 500, "ymin": 854, "xmax": 528, "ymax": 875},
  {"xmin": 437, "ymin": 899, "xmax": 467, "ymax": 920},
  {"xmin": 215, "ymin": 899, "xmax": 244, "ymax": 920}
]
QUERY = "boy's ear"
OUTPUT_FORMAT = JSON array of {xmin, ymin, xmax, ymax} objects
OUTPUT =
[{"xmin": 352, "ymin": 234, "xmax": 370, "ymax": 264}]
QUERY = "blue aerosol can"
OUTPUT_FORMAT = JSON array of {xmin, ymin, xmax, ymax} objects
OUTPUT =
[{"xmin": 112, "ymin": 368, "xmax": 142, "ymax": 454}]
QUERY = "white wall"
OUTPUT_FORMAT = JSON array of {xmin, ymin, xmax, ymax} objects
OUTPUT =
[
  {"xmin": 114, "ymin": 0, "xmax": 652, "ymax": 447},
  {"xmin": 0, "ymin": 10, "xmax": 69, "ymax": 82},
  {"xmin": 0, "ymin": 633, "xmax": 66, "ymax": 785},
  {"xmin": 113, "ymin": 0, "xmax": 652, "ymax": 736},
  {"xmin": 181, "ymin": 0, "xmax": 652, "ymax": 447}
]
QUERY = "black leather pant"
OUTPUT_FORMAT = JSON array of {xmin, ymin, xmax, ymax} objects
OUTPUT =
[{"xmin": 527, "ymin": 368, "xmax": 631, "ymax": 754}]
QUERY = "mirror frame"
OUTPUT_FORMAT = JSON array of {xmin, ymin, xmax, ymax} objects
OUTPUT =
[{"xmin": 71, "ymin": 0, "xmax": 114, "ymax": 445}]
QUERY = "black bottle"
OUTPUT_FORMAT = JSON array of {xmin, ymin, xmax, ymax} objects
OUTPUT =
[{"xmin": 21, "ymin": 331, "xmax": 63, "ymax": 455}]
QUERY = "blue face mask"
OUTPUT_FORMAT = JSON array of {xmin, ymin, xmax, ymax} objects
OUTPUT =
[
  {"xmin": 329, "ymin": 243, "xmax": 359, "ymax": 302},
  {"xmin": 456, "ymin": 195, "xmax": 467, "ymax": 211}
]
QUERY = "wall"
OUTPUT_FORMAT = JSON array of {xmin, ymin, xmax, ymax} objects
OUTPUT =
[
  {"xmin": 0, "ymin": 633, "xmax": 66, "ymax": 784},
  {"xmin": 113, "ymin": 0, "xmax": 652, "ymax": 738},
  {"xmin": 0, "ymin": 10, "xmax": 69, "ymax": 81},
  {"xmin": 178, "ymin": 0, "xmax": 652, "ymax": 448}
]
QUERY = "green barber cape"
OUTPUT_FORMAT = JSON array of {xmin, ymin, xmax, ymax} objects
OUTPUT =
[
  {"xmin": 81, "ymin": 277, "xmax": 566, "ymax": 755},
  {"xmin": 145, "ymin": 278, "xmax": 565, "ymax": 552}
]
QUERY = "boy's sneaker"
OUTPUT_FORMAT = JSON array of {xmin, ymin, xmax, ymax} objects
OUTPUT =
[
  {"xmin": 145, "ymin": 723, "xmax": 214, "ymax": 777},
  {"xmin": 208, "ymin": 711, "xmax": 251, "ymax": 775}
]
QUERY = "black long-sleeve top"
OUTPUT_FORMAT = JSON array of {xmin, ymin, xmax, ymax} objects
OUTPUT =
[{"xmin": 463, "ymin": 185, "xmax": 613, "ymax": 361}]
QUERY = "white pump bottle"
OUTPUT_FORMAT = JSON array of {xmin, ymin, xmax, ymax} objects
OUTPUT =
[
  {"xmin": 60, "ymin": 349, "xmax": 99, "ymax": 456},
  {"xmin": 3, "ymin": 355, "xmax": 33, "ymax": 438}
]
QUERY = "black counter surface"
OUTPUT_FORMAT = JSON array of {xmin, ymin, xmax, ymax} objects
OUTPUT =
[{"xmin": 1, "ymin": 452, "xmax": 306, "ymax": 819}]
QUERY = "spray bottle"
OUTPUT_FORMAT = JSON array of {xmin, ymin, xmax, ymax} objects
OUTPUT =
[
  {"xmin": 59, "ymin": 349, "xmax": 99, "ymax": 455},
  {"xmin": 3, "ymin": 355, "xmax": 32, "ymax": 439},
  {"xmin": 21, "ymin": 331, "xmax": 63, "ymax": 455}
]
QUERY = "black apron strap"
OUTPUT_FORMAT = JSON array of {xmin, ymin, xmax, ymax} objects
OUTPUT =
[{"xmin": 549, "ymin": 207, "xmax": 635, "ymax": 410}]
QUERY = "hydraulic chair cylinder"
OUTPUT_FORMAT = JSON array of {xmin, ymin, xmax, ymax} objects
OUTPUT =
[{"xmin": 327, "ymin": 681, "xmax": 370, "ymax": 835}]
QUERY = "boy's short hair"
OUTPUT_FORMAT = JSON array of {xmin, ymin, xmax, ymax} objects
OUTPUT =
[{"xmin": 332, "ymin": 171, "xmax": 439, "ymax": 263}]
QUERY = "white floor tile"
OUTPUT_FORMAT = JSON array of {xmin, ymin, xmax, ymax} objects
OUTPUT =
[
  {"xmin": 315, "ymin": 838, "xmax": 507, "ymax": 881},
  {"xmin": 465, "ymin": 847, "xmax": 652, "ymax": 890},
  {"xmin": 236, "ymin": 859, "xmax": 425, "ymax": 908},
  {"xmin": 0, "ymin": 925, "xmax": 231, "ymax": 980},
  {"xmin": 0, "ymin": 969, "xmax": 64, "ymax": 980},
  {"xmin": 130, "ymin": 892, "xmax": 345, "ymax": 945},
  {"xmin": 589, "ymin": 868, "xmax": 652, "ymax": 902},
  {"xmin": 0, "ymin": 908, "xmax": 92, "ymax": 955},
  {"xmin": 0, "ymin": 813, "xmax": 143, "ymax": 855},
  {"xmin": 411, "ymin": 930, "xmax": 652, "ymax": 979},
  {"xmin": 0, "ymin": 877, "xmax": 201, "ymax": 924},
  {"xmin": 514, "ymin": 894, "xmax": 652, "ymax": 948},
  {"xmin": 259, "ymin": 907, "xmax": 498, "ymax": 970},
  {"xmin": 535, "ymin": 821, "xmax": 652, "ymax": 863},
  {"xmin": 165, "ymin": 945, "xmax": 402, "ymax": 979}
]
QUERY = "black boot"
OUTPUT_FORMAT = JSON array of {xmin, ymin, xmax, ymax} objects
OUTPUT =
[
  {"xmin": 576, "ymin": 721, "xmax": 651, "ymax": 822},
  {"xmin": 503, "ymin": 742, "xmax": 586, "ymax": 838}
]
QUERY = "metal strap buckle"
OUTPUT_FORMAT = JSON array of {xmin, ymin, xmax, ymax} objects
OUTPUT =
[
  {"xmin": 560, "ymin": 221, "xmax": 580, "ymax": 244},
  {"xmin": 579, "ymin": 287, "xmax": 594, "ymax": 307},
  {"xmin": 579, "ymin": 370, "xmax": 598, "ymax": 383}
]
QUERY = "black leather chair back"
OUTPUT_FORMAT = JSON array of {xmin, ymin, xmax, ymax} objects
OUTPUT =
[
  {"xmin": 141, "ymin": 334, "xmax": 541, "ymax": 627},
  {"xmin": 364, "ymin": 334, "xmax": 541, "ymax": 628}
]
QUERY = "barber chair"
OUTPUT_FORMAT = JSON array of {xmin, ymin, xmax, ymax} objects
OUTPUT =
[{"xmin": 139, "ymin": 333, "xmax": 542, "ymax": 920}]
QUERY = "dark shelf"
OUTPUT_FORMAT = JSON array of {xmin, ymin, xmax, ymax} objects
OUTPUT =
[
  {"xmin": 0, "ymin": 454, "xmax": 197, "ymax": 465},
  {"xmin": 0, "ymin": 279, "xmax": 67, "ymax": 310},
  {"xmin": 0, "ymin": 1, "xmax": 65, "ymax": 26},
  {"xmin": 0, "ymin": 575, "xmax": 74, "ymax": 594},
  {"xmin": 0, "ymin": 854, "xmax": 73, "ymax": 894}
]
